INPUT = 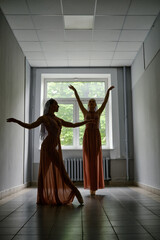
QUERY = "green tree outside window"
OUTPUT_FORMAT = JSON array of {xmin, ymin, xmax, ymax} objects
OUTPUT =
[
  {"xmin": 47, "ymin": 81, "xmax": 105, "ymax": 98},
  {"xmin": 46, "ymin": 81, "xmax": 107, "ymax": 147},
  {"xmin": 55, "ymin": 104, "xmax": 73, "ymax": 146}
]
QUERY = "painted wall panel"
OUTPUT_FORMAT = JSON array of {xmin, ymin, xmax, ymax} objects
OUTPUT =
[
  {"xmin": 131, "ymin": 13, "xmax": 160, "ymax": 190},
  {"xmin": 144, "ymin": 14, "xmax": 160, "ymax": 69},
  {"xmin": 0, "ymin": 10, "xmax": 25, "ymax": 192}
]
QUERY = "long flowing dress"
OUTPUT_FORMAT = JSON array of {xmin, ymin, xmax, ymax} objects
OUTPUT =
[
  {"xmin": 37, "ymin": 114, "xmax": 78, "ymax": 205},
  {"xmin": 83, "ymin": 111, "xmax": 105, "ymax": 191}
]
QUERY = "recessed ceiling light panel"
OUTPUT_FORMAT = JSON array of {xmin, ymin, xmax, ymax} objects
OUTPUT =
[{"xmin": 64, "ymin": 15, "xmax": 94, "ymax": 29}]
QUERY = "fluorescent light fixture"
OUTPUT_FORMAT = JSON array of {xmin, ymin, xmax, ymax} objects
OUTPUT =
[{"xmin": 64, "ymin": 15, "xmax": 94, "ymax": 29}]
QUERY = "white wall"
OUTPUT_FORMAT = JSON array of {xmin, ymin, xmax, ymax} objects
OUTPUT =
[
  {"xmin": 131, "ymin": 14, "xmax": 160, "ymax": 191},
  {"xmin": 24, "ymin": 60, "xmax": 32, "ymax": 184},
  {"xmin": 0, "ymin": 9, "xmax": 27, "ymax": 195}
]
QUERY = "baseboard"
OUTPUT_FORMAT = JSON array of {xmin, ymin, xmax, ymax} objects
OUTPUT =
[
  {"xmin": 0, "ymin": 182, "xmax": 31, "ymax": 200},
  {"xmin": 107, "ymin": 180, "xmax": 134, "ymax": 186},
  {"xmin": 134, "ymin": 182, "xmax": 160, "ymax": 196}
]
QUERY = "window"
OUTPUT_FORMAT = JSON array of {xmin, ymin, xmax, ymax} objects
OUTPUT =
[{"xmin": 42, "ymin": 77, "xmax": 113, "ymax": 149}]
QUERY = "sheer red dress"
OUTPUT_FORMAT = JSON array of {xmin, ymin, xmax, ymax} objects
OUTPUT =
[
  {"xmin": 37, "ymin": 114, "xmax": 78, "ymax": 205},
  {"xmin": 83, "ymin": 111, "xmax": 105, "ymax": 191}
]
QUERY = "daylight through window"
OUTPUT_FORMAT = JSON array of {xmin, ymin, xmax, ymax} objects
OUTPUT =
[{"xmin": 42, "ymin": 78, "xmax": 112, "ymax": 149}]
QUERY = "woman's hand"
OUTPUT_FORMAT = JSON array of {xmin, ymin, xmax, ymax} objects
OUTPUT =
[
  {"xmin": 69, "ymin": 85, "xmax": 76, "ymax": 92},
  {"xmin": 108, "ymin": 86, "xmax": 115, "ymax": 91},
  {"xmin": 6, "ymin": 118, "xmax": 17, "ymax": 123}
]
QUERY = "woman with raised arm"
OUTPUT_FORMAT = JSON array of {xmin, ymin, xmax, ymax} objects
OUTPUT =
[
  {"xmin": 69, "ymin": 85, "xmax": 114, "ymax": 196},
  {"xmin": 7, "ymin": 98, "xmax": 93, "ymax": 205}
]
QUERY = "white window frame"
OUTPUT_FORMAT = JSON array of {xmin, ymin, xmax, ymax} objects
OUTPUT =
[{"xmin": 41, "ymin": 77, "xmax": 113, "ymax": 150}]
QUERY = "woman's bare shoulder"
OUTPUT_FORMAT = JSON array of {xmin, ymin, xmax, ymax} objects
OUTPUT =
[{"xmin": 37, "ymin": 115, "xmax": 46, "ymax": 122}]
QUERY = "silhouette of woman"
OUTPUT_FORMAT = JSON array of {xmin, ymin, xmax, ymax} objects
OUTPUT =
[
  {"xmin": 7, "ymin": 98, "xmax": 93, "ymax": 205},
  {"xmin": 69, "ymin": 85, "xmax": 114, "ymax": 195}
]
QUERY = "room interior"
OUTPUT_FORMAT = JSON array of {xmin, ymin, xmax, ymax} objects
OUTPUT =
[{"xmin": 0, "ymin": 0, "xmax": 160, "ymax": 239}]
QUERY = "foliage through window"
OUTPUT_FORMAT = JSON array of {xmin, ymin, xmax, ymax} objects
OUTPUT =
[{"xmin": 43, "ymin": 79, "xmax": 112, "ymax": 149}]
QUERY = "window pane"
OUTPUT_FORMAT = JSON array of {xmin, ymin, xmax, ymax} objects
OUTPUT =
[
  {"xmin": 47, "ymin": 81, "xmax": 105, "ymax": 99},
  {"xmin": 55, "ymin": 104, "xmax": 73, "ymax": 146},
  {"xmin": 79, "ymin": 104, "xmax": 106, "ymax": 146}
]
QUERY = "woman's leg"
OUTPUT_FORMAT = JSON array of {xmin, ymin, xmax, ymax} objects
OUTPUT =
[
  {"xmin": 60, "ymin": 163, "xmax": 84, "ymax": 204},
  {"xmin": 51, "ymin": 148, "xmax": 84, "ymax": 205},
  {"xmin": 90, "ymin": 190, "xmax": 96, "ymax": 195}
]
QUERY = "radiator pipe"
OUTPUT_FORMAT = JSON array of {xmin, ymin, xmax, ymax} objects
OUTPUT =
[{"xmin": 123, "ymin": 67, "xmax": 129, "ymax": 181}]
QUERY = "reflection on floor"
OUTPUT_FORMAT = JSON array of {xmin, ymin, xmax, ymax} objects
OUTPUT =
[{"xmin": 0, "ymin": 186, "xmax": 160, "ymax": 240}]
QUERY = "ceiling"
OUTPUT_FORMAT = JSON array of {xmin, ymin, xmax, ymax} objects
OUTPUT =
[{"xmin": 0, "ymin": 0, "xmax": 160, "ymax": 68}]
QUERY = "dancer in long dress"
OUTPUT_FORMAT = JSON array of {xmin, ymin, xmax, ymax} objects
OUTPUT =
[
  {"xmin": 69, "ymin": 85, "xmax": 114, "ymax": 195},
  {"xmin": 7, "ymin": 98, "xmax": 93, "ymax": 205}
]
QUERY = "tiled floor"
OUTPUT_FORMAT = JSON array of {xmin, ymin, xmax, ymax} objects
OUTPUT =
[{"xmin": 0, "ymin": 186, "xmax": 160, "ymax": 240}]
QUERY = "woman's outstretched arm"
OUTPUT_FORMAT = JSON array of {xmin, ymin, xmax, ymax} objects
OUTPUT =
[
  {"xmin": 6, "ymin": 117, "xmax": 43, "ymax": 129},
  {"xmin": 97, "ymin": 86, "xmax": 115, "ymax": 115},
  {"xmin": 60, "ymin": 119, "xmax": 94, "ymax": 128},
  {"xmin": 69, "ymin": 85, "xmax": 87, "ymax": 115}
]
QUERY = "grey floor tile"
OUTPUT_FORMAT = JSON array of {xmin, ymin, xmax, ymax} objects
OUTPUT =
[
  {"xmin": 118, "ymin": 234, "xmax": 154, "ymax": 240},
  {"xmin": 0, "ymin": 228, "xmax": 19, "ymax": 235},
  {"xmin": 0, "ymin": 216, "xmax": 6, "ymax": 221},
  {"xmin": 83, "ymin": 234, "xmax": 118, "ymax": 240},
  {"xmin": 140, "ymin": 219, "xmax": 160, "ymax": 226},
  {"xmin": 50, "ymin": 228, "xmax": 82, "ymax": 235},
  {"xmin": 0, "ymin": 222, "xmax": 25, "ymax": 228},
  {"xmin": 107, "ymin": 215, "xmax": 134, "ymax": 221},
  {"xmin": 150, "ymin": 232, "xmax": 160, "ymax": 239},
  {"xmin": 83, "ymin": 221, "xmax": 111, "ymax": 227},
  {"xmin": 0, "ymin": 236, "xmax": 14, "ymax": 240},
  {"xmin": 0, "ymin": 187, "xmax": 160, "ymax": 240},
  {"xmin": 48, "ymin": 232, "xmax": 82, "ymax": 240},
  {"xmin": 23, "ymin": 221, "xmax": 54, "ymax": 228},
  {"xmin": 0, "ymin": 211, "xmax": 13, "ymax": 216},
  {"xmin": 113, "ymin": 226, "xmax": 148, "ymax": 234},
  {"xmin": 135, "ymin": 215, "xmax": 160, "ymax": 220},
  {"xmin": 13, "ymin": 235, "xmax": 48, "ymax": 240},
  {"xmin": 144, "ymin": 225, "xmax": 160, "ymax": 233},
  {"xmin": 83, "ymin": 226, "xmax": 115, "ymax": 235},
  {"xmin": 82, "ymin": 215, "xmax": 108, "ymax": 221},
  {"xmin": 18, "ymin": 227, "xmax": 52, "ymax": 235},
  {"xmin": 48, "ymin": 235, "xmax": 82, "ymax": 240},
  {"xmin": 110, "ymin": 220, "xmax": 140, "ymax": 226}
]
